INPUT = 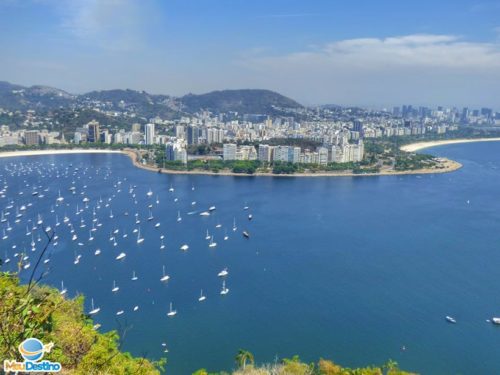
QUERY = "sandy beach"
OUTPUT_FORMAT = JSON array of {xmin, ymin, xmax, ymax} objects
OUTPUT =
[
  {"xmin": 0, "ymin": 147, "xmax": 462, "ymax": 177},
  {"xmin": 400, "ymin": 137, "xmax": 500, "ymax": 152}
]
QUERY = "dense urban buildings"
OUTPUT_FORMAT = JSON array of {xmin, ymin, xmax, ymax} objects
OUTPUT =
[{"xmin": 1, "ymin": 100, "xmax": 498, "ymax": 166}]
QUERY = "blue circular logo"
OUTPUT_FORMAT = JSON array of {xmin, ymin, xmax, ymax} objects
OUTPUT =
[{"xmin": 19, "ymin": 338, "xmax": 45, "ymax": 361}]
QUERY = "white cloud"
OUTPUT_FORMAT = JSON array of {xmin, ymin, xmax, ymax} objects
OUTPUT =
[
  {"xmin": 54, "ymin": 0, "xmax": 161, "ymax": 51},
  {"xmin": 238, "ymin": 34, "xmax": 500, "ymax": 107}
]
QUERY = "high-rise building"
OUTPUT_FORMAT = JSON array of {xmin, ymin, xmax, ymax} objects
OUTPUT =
[
  {"xmin": 223, "ymin": 143, "xmax": 237, "ymax": 160},
  {"xmin": 175, "ymin": 125, "xmax": 185, "ymax": 139},
  {"xmin": 274, "ymin": 146, "xmax": 290, "ymax": 162},
  {"xmin": 165, "ymin": 142, "xmax": 187, "ymax": 164},
  {"xmin": 145, "ymin": 123, "xmax": 155, "ymax": 145},
  {"xmin": 187, "ymin": 126, "xmax": 199, "ymax": 145},
  {"xmin": 258, "ymin": 144, "xmax": 273, "ymax": 162},
  {"xmin": 353, "ymin": 120, "xmax": 364, "ymax": 137},
  {"xmin": 87, "ymin": 120, "xmax": 100, "ymax": 143},
  {"xmin": 131, "ymin": 123, "xmax": 141, "ymax": 132},
  {"xmin": 318, "ymin": 147, "xmax": 329, "ymax": 165},
  {"xmin": 24, "ymin": 130, "xmax": 39, "ymax": 146}
]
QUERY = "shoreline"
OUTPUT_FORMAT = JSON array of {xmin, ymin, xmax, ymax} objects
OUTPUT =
[
  {"xmin": 400, "ymin": 137, "xmax": 500, "ymax": 152},
  {"xmin": 124, "ymin": 148, "xmax": 462, "ymax": 178},
  {"xmin": 0, "ymin": 147, "xmax": 463, "ymax": 178}
]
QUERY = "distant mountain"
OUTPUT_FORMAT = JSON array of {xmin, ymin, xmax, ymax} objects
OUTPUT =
[
  {"xmin": 0, "ymin": 81, "xmax": 74, "ymax": 110},
  {"xmin": 179, "ymin": 89, "xmax": 303, "ymax": 114},
  {"xmin": 0, "ymin": 81, "xmax": 304, "ymax": 117}
]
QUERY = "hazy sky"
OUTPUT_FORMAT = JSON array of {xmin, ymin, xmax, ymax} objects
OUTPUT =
[{"xmin": 0, "ymin": 0, "xmax": 499, "ymax": 108}]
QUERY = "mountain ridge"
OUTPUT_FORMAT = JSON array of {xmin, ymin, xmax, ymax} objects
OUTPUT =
[{"xmin": 0, "ymin": 81, "xmax": 303, "ymax": 116}]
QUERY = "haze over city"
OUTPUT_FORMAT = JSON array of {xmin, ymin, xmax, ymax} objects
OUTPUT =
[{"xmin": 1, "ymin": 0, "xmax": 500, "ymax": 108}]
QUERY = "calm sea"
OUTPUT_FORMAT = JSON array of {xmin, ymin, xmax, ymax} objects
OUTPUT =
[{"xmin": 1, "ymin": 142, "xmax": 500, "ymax": 375}]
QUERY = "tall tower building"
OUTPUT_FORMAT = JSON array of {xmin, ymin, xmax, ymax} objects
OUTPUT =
[
  {"xmin": 87, "ymin": 120, "xmax": 100, "ymax": 143},
  {"xmin": 145, "ymin": 123, "xmax": 155, "ymax": 145}
]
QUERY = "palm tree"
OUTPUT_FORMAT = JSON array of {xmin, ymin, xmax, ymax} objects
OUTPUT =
[{"xmin": 235, "ymin": 349, "xmax": 254, "ymax": 370}]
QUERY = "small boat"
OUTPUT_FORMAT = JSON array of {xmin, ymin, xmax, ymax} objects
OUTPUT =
[
  {"xmin": 133, "ymin": 305, "xmax": 139, "ymax": 311},
  {"xmin": 155, "ymin": 222, "xmax": 161, "ymax": 228},
  {"xmin": 243, "ymin": 231, "xmax": 250, "ymax": 238},
  {"xmin": 94, "ymin": 249, "xmax": 101, "ymax": 256},
  {"xmin": 218, "ymin": 268, "xmax": 228, "ymax": 277},
  {"xmin": 169, "ymin": 185, "xmax": 174, "ymax": 192},
  {"xmin": 248, "ymin": 214, "xmax": 253, "ymax": 220},
  {"xmin": 111, "ymin": 280, "xmax": 119, "ymax": 293},
  {"xmin": 220, "ymin": 280, "xmax": 229, "ymax": 295},
  {"xmin": 160, "ymin": 239, "xmax": 165, "ymax": 250},
  {"xmin": 160, "ymin": 266, "xmax": 170, "ymax": 282},
  {"xmin": 131, "ymin": 271, "xmax": 138, "ymax": 281},
  {"xmin": 116, "ymin": 252, "xmax": 126, "ymax": 260},
  {"xmin": 445, "ymin": 316, "xmax": 456, "ymax": 324},
  {"xmin": 147, "ymin": 188, "xmax": 153, "ymax": 197},
  {"xmin": 492, "ymin": 317, "xmax": 500, "ymax": 325},
  {"xmin": 177, "ymin": 211, "xmax": 182, "ymax": 222},
  {"xmin": 198, "ymin": 289, "xmax": 206, "ymax": 302},
  {"xmin": 205, "ymin": 230, "xmax": 211, "ymax": 240},
  {"xmin": 180, "ymin": 244, "xmax": 189, "ymax": 251},
  {"xmin": 209, "ymin": 236, "xmax": 217, "ymax": 248},
  {"xmin": 208, "ymin": 206, "xmax": 216, "ymax": 211},
  {"xmin": 232, "ymin": 218, "xmax": 237, "ymax": 232},
  {"xmin": 199, "ymin": 211, "xmax": 210, "ymax": 216},
  {"xmin": 60, "ymin": 281, "xmax": 67, "ymax": 296},
  {"xmin": 167, "ymin": 302, "xmax": 177, "ymax": 317},
  {"xmin": 116, "ymin": 310, "xmax": 124, "ymax": 316},
  {"xmin": 137, "ymin": 228, "xmax": 144, "ymax": 244},
  {"xmin": 88, "ymin": 298, "xmax": 100, "ymax": 315}
]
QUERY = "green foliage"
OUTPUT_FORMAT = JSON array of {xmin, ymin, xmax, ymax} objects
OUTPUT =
[
  {"xmin": 194, "ymin": 352, "xmax": 416, "ymax": 375},
  {"xmin": 394, "ymin": 153, "xmax": 435, "ymax": 171},
  {"xmin": 0, "ymin": 273, "xmax": 163, "ymax": 374}
]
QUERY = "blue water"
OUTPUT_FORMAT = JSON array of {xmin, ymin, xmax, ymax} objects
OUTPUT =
[{"xmin": 1, "ymin": 143, "xmax": 500, "ymax": 374}]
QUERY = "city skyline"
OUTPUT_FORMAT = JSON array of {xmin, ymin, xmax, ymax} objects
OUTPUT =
[{"xmin": 0, "ymin": 0, "xmax": 499, "ymax": 109}]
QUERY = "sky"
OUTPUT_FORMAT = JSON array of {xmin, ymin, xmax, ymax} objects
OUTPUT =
[{"xmin": 0, "ymin": 0, "xmax": 499, "ymax": 109}]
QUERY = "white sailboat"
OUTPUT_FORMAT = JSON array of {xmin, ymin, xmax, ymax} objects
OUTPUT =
[
  {"xmin": 167, "ymin": 302, "xmax": 177, "ymax": 317},
  {"xmin": 131, "ymin": 271, "xmax": 138, "ymax": 281},
  {"xmin": 88, "ymin": 298, "xmax": 100, "ymax": 315},
  {"xmin": 209, "ymin": 236, "xmax": 217, "ymax": 248},
  {"xmin": 177, "ymin": 211, "xmax": 182, "ymax": 222},
  {"xmin": 111, "ymin": 280, "xmax": 119, "ymax": 293},
  {"xmin": 116, "ymin": 252, "xmax": 126, "ymax": 260},
  {"xmin": 180, "ymin": 244, "xmax": 189, "ymax": 251},
  {"xmin": 232, "ymin": 218, "xmax": 237, "ymax": 232},
  {"xmin": 60, "ymin": 281, "xmax": 67, "ymax": 296},
  {"xmin": 137, "ymin": 228, "xmax": 144, "ymax": 244},
  {"xmin": 94, "ymin": 248, "xmax": 101, "ymax": 256},
  {"xmin": 220, "ymin": 280, "xmax": 229, "ymax": 295},
  {"xmin": 205, "ymin": 230, "xmax": 210, "ymax": 240},
  {"xmin": 160, "ymin": 239, "xmax": 165, "ymax": 250},
  {"xmin": 160, "ymin": 266, "xmax": 170, "ymax": 282},
  {"xmin": 198, "ymin": 289, "xmax": 206, "ymax": 302},
  {"xmin": 218, "ymin": 268, "xmax": 228, "ymax": 277}
]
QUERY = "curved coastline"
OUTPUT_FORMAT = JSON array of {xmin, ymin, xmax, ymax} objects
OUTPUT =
[
  {"xmin": 0, "ymin": 147, "xmax": 462, "ymax": 177},
  {"xmin": 400, "ymin": 137, "xmax": 500, "ymax": 152}
]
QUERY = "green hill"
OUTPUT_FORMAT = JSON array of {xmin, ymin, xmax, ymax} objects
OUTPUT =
[
  {"xmin": 180, "ymin": 89, "xmax": 303, "ymax": 114},
  {"xmin": 0, "ymin": 273, "xmax": 164, "ymax": 374}
]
